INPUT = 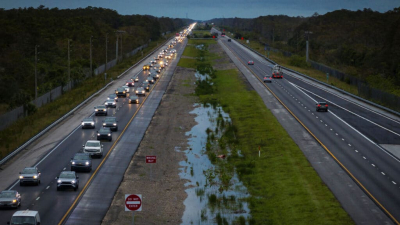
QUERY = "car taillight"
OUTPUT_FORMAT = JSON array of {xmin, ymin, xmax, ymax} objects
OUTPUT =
[
  {"xmin": 317, "ymin": 104, "xmax": 321, "ymax": 107},
  {"xmin": 325, "ymin": 104, "xmax": 328, "ymax": 107}
]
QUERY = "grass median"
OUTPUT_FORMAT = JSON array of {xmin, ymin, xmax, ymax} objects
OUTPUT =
[
  {"xmin": 0, "ymin": 37, "xmax": 171, "ymax": 160},
  {"xmin": 180, "ymin": 39, "xmax": 354, "ymax": 224}
]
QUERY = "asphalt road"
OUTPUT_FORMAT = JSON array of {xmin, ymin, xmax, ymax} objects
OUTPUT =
[
  {"xmin": 219, "ymin": 34, "xmax": 400, "ymax": 224},
  {"xmin": 0, "ymin": 35, "xmax": 187, "ymax": 224}
]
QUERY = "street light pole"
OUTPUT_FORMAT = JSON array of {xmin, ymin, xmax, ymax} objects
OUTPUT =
[
  {"xmin": 90, "ymin": 36, "xmax": 93, "ymax": 77},
  {"xmin": 68, "ymin": 39, "xmax": 71, "ymax": 90},
  {"xmin": 35, "ymin": 45, "xmax": 39, "ymax": 100},
  {"xmin": 105, "ymin": 33, "xmax": 108, "ymax": 72},
  {"xmin": 115, "ymin": 30, "xmax": 126, "ymax": 63},
  {"xmin": 305, "ymin": 31, "xmax": 312, "ymax": 62}
]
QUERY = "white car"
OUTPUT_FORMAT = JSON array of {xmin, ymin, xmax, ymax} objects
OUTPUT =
[
  {"xmin": 83, "ymin": 140, "xmax": 103, "ymax": 158},
  {"xmin": 122, "ymin": 85, "xmax": 130, "ymax": 93}
]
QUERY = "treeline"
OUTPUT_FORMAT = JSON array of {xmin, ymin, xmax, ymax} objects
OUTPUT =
[
  {"xmin": 209, "ymin": 7, "xmax": 400, "ymax": 90},
  {"xmin": 0, "ymin": 6, "xmax": 191, "ymax": 109}
]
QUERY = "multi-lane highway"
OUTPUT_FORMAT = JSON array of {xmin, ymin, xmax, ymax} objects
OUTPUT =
[
  {"xmin": 219, "ymin": 33, "xmax": 400, "ymax": 224},
  {"xmin": 0, "ymin": 32, "xmax": 189, "ymax": 224}
]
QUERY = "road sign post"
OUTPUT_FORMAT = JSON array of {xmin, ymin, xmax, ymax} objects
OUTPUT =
[
  {"xmin": 146, "ymin": 156, "xmax": 156, "ymax": 180},
  {"xmin": 125, "ymin": 194, "xmax": 142, "ymax": 225}
]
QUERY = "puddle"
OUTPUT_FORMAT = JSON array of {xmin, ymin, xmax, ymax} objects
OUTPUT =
[{"xmin": 180, "ymin": 103, "xmax": 251, "ymax": 225}]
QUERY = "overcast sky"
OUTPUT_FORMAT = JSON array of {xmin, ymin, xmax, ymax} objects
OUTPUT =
[{"xmin": 1, "ymin": 0, "xmax": 399, "ymax": 20}]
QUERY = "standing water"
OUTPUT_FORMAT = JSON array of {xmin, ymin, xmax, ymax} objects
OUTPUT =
[{"xmin": 180, "ymin": 104, "xmax": 250, "ymax": 225}]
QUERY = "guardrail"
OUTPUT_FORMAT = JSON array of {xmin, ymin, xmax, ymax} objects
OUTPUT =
[
  {"xmin": 225, "ymin": 34, "xmax": 400, "ymax": 117},
  {"xmin": 0, "ymin": 36, "xmax": 176, "ymax": 166}
]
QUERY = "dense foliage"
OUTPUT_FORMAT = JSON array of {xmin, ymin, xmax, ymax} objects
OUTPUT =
[
  {"xmin": 0, "ymin": 6, "xmax": 190, "ymax": 109},
  {"xmin": 210, "ymin": 7, "xmax": 400, "ymax": 90}
]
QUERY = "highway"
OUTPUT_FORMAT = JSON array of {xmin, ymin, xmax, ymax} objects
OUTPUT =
[
  {"xmin": 0, "ymin": 33, "xmax": 188, "ymax": 224},
  {"xmin": 219, "ymin": 33, "xmax": 400, "ymax": 224}
]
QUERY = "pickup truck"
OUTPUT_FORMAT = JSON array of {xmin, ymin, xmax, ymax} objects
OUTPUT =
[{"xmin": 82, "ymin": 140, "xmax": 103, "ymax": 158}]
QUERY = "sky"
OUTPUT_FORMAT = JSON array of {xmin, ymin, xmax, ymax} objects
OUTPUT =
[{"xmin": 1, "ymin": 0, "xmax": 399, "ymax": 20}]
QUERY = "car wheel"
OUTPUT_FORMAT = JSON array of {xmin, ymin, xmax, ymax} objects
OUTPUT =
[
  {"xmin": 19, "ymin": 182, "xmax": 22, "ymax": 186},
  {"xmin": 74, "ymin": 187, "xmax": 77, "ymax": 191},
  {"xmin": 57, "ymin": 187, "xmax": 60, "ymax": 191}
]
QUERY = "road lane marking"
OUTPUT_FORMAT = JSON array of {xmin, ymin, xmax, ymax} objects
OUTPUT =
[
  {"xmin": 36, "ymin": 197, "xmax": 40, "ymax": 201},
  {"xmin": 46, "ymin": 186, "xmax": 50, "ymax": 189}
]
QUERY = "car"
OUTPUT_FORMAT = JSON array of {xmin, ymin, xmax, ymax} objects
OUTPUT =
[
  {"xmin": 97, "ymin": 127, "xmax": 112, "ymax": 141},
  {"xmin": 128, "ymin": 95, "xmax": 139, "ymax": 104},
  {"xmin": 81, "ymin": 117, "xmax": 95, "ymax": 129},
  {"xmin": 56, "ymin": 171, "xmax": 79, "ymax": 191},
  {"xmin": 135, "ymin": 87, "xmax": 146, "ymax": 96},
  {"xmin": 71, "ymin": 153, "xmax": 92, "ymax": 172},
  {"xmin": 272, "ymin": 65, "xmax": 283, "ymax": 78},
  {"xmin": 248, "ymin": 60, "xmax": 254, "ymax": 65},
  {"xmin": 94, "ymin": 105, "xmax": 107, "ymax": 116},
  {"xmin": 147, "ymin": 76, "xmax": 155, "ymax": 84},
  {"xmin": 122, "ymin": 85, "xmax": 130, "ymax": 93},
  {"xmin": 143, "ymin": 64, "xmax": 150, "ymax": 70},
  {"xmin": 263, "ymin": 76, "xmax": 272, "ymax": 83},
  {"xmin": 0, "ymin": 190, "xmax": 21, "ymax": 208},
  {"xmin": 149, "ymin": 72, "xmax": 159, "ymax": 80},
  {"xmin": 102, "ymin": 117, "xmax": 118, "ymax": 131},
  {"xmin": 228, "ymin": 39, "xmax": 231, "ymax": 42},
  {"xmin": 107, "ymin": 94, "xmax": 118, "ymax": 102},
  {"xmin": 131, "ymin": 76, "xmax": 139, "ymax": 82},
  {"xmin": 8, "ymin": 210, "xmax": 40, "ymax": 225},
  {"xmin": 82, "ymin": 140, "xmax": 104, "ymax": 158},
  {"xmin": 142, "ymin": 80, "xmax": 150, "ymax": 91},
  {"xmin": 316, "ymin": 102, "xmax": 329, "ymax": 112},
  {"xmin": 125, "ymin": 80, "xmax": 135, "ymax": 87},
  {"xmin": 19, "ymin": 167, "xmax": 41, "ymax": 186},
  {"xmin": 115, "ymin": 87, "xmax": 127, "ymax": 97},
  {"xmin": 105, "ymin": 99, "xmax": 117, "ymax": 108}
]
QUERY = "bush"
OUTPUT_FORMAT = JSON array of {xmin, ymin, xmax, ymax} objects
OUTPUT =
[{"xmin": 289, "ymin": 55, "xmax": 311, "ymax": 68}]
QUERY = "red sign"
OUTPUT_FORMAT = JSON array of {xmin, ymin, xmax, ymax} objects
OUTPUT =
[
  {"xmin": 146, "ymin": 155, "xmax": 156, "ymax": 163},
  {"xmin": 125, "ymin": 194, "xmax": 142, "ymax": 211}
]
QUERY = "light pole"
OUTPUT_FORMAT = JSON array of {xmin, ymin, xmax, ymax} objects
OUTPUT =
[
  {"xmin": 90, "ymin": 36, "xmax": 93, "ymax": 77},
  {"xmin": 67, "ymin": 39, "xmax": 71, "ymax": 90},
  {"xmin": 115, "ymin": 30, "xmax": 126, "ymax": 62},
  {"xmin": 34, "ymin": 45, "xmax": 39, "ymax": 100},
  {"xmin": 105, "ymin": 33, "xmax": 108, "ymax": 72},
  {"xmin": 305, "ymin": 31, "xmax": 312, "ymax": 62}
]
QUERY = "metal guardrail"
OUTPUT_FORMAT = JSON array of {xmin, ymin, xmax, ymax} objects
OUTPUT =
[
  {"xmin": 226, "ymin": 34, "xmax": 400, "ymax": 117},
  {"xmin": 0, "ymin": 36, "xmax": 176, "ymax": 166}
]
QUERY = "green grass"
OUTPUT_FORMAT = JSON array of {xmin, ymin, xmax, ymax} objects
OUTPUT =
[
  {"xmin": 0, "ymin": 37, "xmax": 170, "ymax": 160},
  {"xmin": 177, "ymin": 58, "xmax": 197, "ymax": 68},
  {"xmin": 179, "ymin": 39, "xmax": 354, "ymax": 224}
]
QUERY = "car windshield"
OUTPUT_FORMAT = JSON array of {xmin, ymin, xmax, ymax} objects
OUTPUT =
[
  {"xmin": 319, "ymin": 102, "xmax": 327, "ymax": 105},
  {"xmin": 59, "ymin": 173, "xmax": 75, "ymax": 179},
  {"xmin": 100, "ymin": 128, "xmax": 110, "ymax": 132},
  {"xmin": 83, "ymin": 118, "xmax": 93, "ymax": 122},
  {"xmin": 0, "ymin": 192, "xmax": 14, "ymax": 198},
  {"xmin": 21, "ymin": 168, "xmax": 36, "ymax": 174},
  {"xmin": 11, "ymin": 216, "xmax": 36, "ymax": 225},
  {"xmin": 117, "ymin": 88, "xmax": 124, "ymax": 91},
  {"xmin": 97, "ymin": 106, "xmax": 106, "ymax": 109},
  {"xmin": 106, "ymin": 100, "xmax": 114, "ymax": 103},
  {"xmin": 86, "ymin": 141, "xmax": 100, "ymax": 147},
  {"xmin": 74, "ymin": 154, "xmax": 89, "ymax": 160},
  {"xmin": 109, "ymin": 94, "xmax": 116, "ymax": 97},
  {"xmin": 130, "ymin": 96, "xmax": 137, "ymax": 99}
]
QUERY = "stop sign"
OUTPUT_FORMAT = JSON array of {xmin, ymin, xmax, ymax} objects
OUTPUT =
[{"xmin": 125, "ymin": 194, "xmax": 142, "ymax": 211}]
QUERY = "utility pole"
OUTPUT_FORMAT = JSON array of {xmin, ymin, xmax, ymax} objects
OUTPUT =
[
  {"xmin": 115, "ymin": 33, "xmax": 118, "ymax": 62},
  {"xmin": 35, "ymin": 45, "xmax": 39, "ymax": 100},
  {"xmin": 305, "ymin": 31, "xmax": 312, "ymax": 62},
  {"xmin": 68, "ymin": 39, "xmax": 71, "ymax": 90},
  {"xmin": 105, "ymin": 33, "xmax": 108, "ymax": 72},
  {"xmin": 90, "ymin": 36, "xmax": 93, "ymax": 77},
  {"xmin": 115, "ymin": 30, "xmax": 126, "ymax": 63}
]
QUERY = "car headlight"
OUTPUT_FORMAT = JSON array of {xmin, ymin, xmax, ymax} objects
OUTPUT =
[
  {"xmin": 97, "ymin": 133, "xmax": 100, "ymax": 136},
  {"xmin": 126, "ymin": 83, "xmax": 129, "ymax": 85},
  {"xmin": 19, "ymin": 176, "xmax": 23, "ymax": 179},
  {"xmin": 104, "ymin": 109, "xmax": 107, "ymax": 111},
  {"xmin": 33, "ymin": 175, "xmax": 38, "ymax": 179},
  {"xmin": 57, "ymin": 180, "xmax": 61, "ymax": 183},
  {"xmin": 72, "ymin": 162, "xmax": 75, "ymax": 165},
  {"xmin": 91, "ymin": 122, "xmax": 94, "ymax": 125},
  {"xmin": 136, "ymin": 91, "xmax": 138, "ymax": 93},
  {"xmin": 112, "ymin": 102, "xmax": 116, "ymax": 105},
  {"xmin": 71, "ymin": 180, "xmax": 75, "ymax": 184},
  {"xmin": 136, "ymin": 100, "xmax": 139, "ymax": 102},
  {"xmin": 113, "ymin": 123, "xmax": 117, "ymax": 126},
  {"xmin": 142, "ymin": 91, "xmax": 145, "ymax": 93},
  {"xmin": 12, "ymin": 200, "xmax": 17, "ymax": 203},
  {"xmin": 108, "ymin": 133, "xmax": 111, "ymax": 136},
  {"xmin": 85, "ymin": 161, "xmax": 89, "ymax": 165},
  {"xmin": 104, "ymin": 103, "xmax": 107, "ymax": 105},
  {"xmin": 81, "ymin": 123, "xmax": 84, "ymax": 125},
  {"xmin": 103, "ymin": 123, "xmax": 106, "ymax": 126},
  {"xmin": 95, "ymin": 109, "xmax": 98, "ymax": 111}
]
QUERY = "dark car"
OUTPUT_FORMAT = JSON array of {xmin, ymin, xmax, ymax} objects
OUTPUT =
[
  {"xmin": 248, "ymin": 60, "xmax": 254, "ymax": 65},
  {"xmin": 19, "ymin": 167, "xmax": 41, "ymax": 186},
  {"xmin": 263, "ymin": 76, "xmax": 272, "ymax": 83},
  {"xmin": 71, "ymin": 153, "xmax": 92, "ymax": 172},
  {"xmin": 104, "ymin": 99, "xmax": 117, "ymax": 108},
  {"xmin": 316, "ymin": 102, "xmax": 329, "ymax": 112},
  {"xmin": 103, "ymin": 117, "xmax": 118, "ymax": 131},
  {"xmin": 143, "ymin": 64, "xmax": 150, "ymax": 70},
  {"xmin": 81, "ymin": 117, "xmax": 95, "ymax": 129},
  {"xmin": 56, "ymin": 171, "xmax": 79, "ymax": 191},
  {"xmin": 125, "ymin": 80, "xmax": 135, "ymax": 87},
  {"xmin": 142, "ymin": 80, "xmax": 150, "ymax": 91},
  {"xmin": 97, "ymin": 127, "xmax": 112, "ymax": 141},
  {"xmin": 129, "ymin": 95, "xmax": 139, "ymax": 104},
  {"xmin": 107, "ymin": 94, "xmax": 118, "ymax": 102},
  {"xmin": 147, "ymin": 76, "xmax": 155, "ymax": 84},
  {"xmin": 135, "ymin": 87, "xmax": 146, "ymax": 96},
  {"xmin": 94, "ymin": 105, "xmax": 108, "ymax": 116},
  {"xmin": 131, "ymin": 76, "xmax": 139, "ymax": 82},
  {"xmin": 115, "ymin": 87, "xmax": 127, "ymax": 97},
  {"xmin": 0, "ymin": 190, "xmax": 21, "ymax": 208}
]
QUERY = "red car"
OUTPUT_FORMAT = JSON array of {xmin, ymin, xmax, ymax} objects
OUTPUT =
[
  {"xmin": 263, "ymin": 76, "xmax": 272, "ymax": 83},
  {"xmin": 125, "ymin": 80, "xmax": 135, "ymax": 87},
  {"xmin": 248, "ymin": 60, "xmax": 254, "ymax": 65}
]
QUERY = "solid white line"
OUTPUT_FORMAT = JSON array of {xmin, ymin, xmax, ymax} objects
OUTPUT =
[
  {"xmin": 372, "ymin": 164, "xmax": 375, "ymax": 167},
  {"xmin": 355, "ymin": 150, "xmax": 358, "ymax": 152},
  {"xmin": 363, "ymin": 157, "xmax": 367, "ymax": 159},
  {"xmin": 393, "ymin": 181, "xmax": 397, "ymax": 185},
  {"xmin": 46, "ymin": 186, "xmax": 50, "ymax": 189},
  {"xmin": 348, "ymin": 144, "xmax": 352, "ymax": 146},
  {"xmin": 382, "ymin": 172, "xmax": 385, "ymax": 176},
  {"xmin": 36, "ymin": 197, "xmax": 40, "ymax": 201}
]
